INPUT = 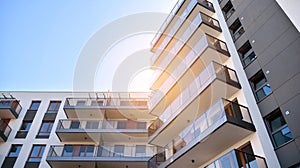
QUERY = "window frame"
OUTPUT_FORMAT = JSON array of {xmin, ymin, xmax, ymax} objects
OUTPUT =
[
  {"xmin": 238, "ymin": 41, "xmax": 257, "ymax": 67},
  {"xmin": 265, "ymin": 109, "xmax": 293, "ymax": 148},
  {"xmin": 29, "ymin": 101, "xmax": 41, "ymax": 110},
  {"xmin": 249, "ymin": 71, "xmax": 272, "ymax": 102},
  {"xmin": 28, "ymin": 145, "xmax": 46, "ymax": 162},
  {"xmin": 19, "ymin": 121, "xmax": 32, "ymax": 132},
  {"xmin": 47, "ymin": 100, "xmax": 61, "ymax": 113},
  {"xmin": 8, "ymin": 144, "xmax": 22, "ymax": 157},
  {"xmin": 37, "ymin": 121, "xmax": 54, "ymax": 137}
]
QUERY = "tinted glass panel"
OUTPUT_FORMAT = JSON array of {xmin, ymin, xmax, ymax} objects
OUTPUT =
[
  {"xmin": 29, "ymin": 101, "xmax": 41, "ymax": 110},
  {"xmin": 8, "ymin": 145, "xmax": 22, "ymax": 157}
]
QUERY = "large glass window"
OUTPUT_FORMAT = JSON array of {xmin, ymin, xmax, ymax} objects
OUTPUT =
[
  {"xmin": 229, "ymin": 19, "xmax": 245, "ymax": 41},
  {"xmin": 47, "ymin": 101, "xmax": 61, "ymax": 113},
  {"xmin": 222, "ymin": 0, "xmax": 235, "ymax": 20},
  {"xmin": 37, "ymin": 121, "xmax": 54, "ymax": 138},
  {"xmin": 29, "ymin": 101, "xmax": 41, "ymax": 110},
  {"xmin": 266, "ymin": 109, "xmax": 293, "ymax": 147},
  {"xmin": 62, "ymin": 145, "xmax": 94, "ymax": 157},
  {"xmin": 238, "ymin": 41, "xmax": 257, "ymax": 67},
  {"xmin": 20, "ymin": 121, "xmax": 32, "ymax": 131},
  {"xmin": 28, "ymin": 145, "xmax": 45, "ymax": 162},
  {"xmin": 250, "ymin": 70, "xmax": 272, "ymax": 101},
  {"xmin": 114, "ymin": 145, "xmax": 124, "ymax": 157},
  {"xmin": 8, "ymin": 144, "xmax": 22, "ymax": 157},
  {"xmin": 135, "ymin": 145, "xmax": 146, "ymax": 157}
]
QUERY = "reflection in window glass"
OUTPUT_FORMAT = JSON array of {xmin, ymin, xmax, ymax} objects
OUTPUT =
[
  {"xmin": 266, "ymin": 109, "xmax": 293, "ymax": 147},
  {"xmin": 8, "ymin": 145, "xmax": 22, "ymax": 157}
]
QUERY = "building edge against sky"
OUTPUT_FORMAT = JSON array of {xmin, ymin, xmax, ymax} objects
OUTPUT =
[{"xmin": 0, "ymin": 0, "xmax": 300, "ymax": 168}]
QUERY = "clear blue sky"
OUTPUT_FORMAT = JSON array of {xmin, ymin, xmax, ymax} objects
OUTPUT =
[{"xmin": 0, "ymin": 0, "xmax": 177, "ymax": 91}]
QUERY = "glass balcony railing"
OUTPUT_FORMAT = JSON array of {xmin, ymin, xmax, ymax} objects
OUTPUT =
[
  {"xmin": 150, "ymin": 12, "xmax": 221, "ymax": 88},
  {"xmin": 57, "ymin": 119, "xmax": 147, "ymax": 131},
  {"xmin": 162, "ymin": 99, "xmax": 252, "ymax": 160},
  {"xmin": 149, "ymin": 62, "xmax": 241, "ymax": 136},
  {"xmin": 64, "ymin": 98, "xmax": 148, "ymax": 108},
  {"xmin": 232, "ymin": 26, "xmax": 245, "ymax": 41},
  {"xmin": 0, "ymin": 99, "xmax": 22, "ymax": 118},
  {"xmin": 205, "ymin": 149, "xmax": 267, "ymax": 168},
  {"xmin": 150, "ymin": 57, "xmax": 235, "ymax": 113},
  {"xmin": 148, "ymin": 151, "xmax": 166, "ymax": 168},
  {"xmin": 151, "ymin": 0, "xmax": 214, "ymax": 64},
  {"xmin": 48, "ymin": 145, "xmax": 156, "ymax": 159},
  {"xmin": 0, "ymin": 120, "xmax": 12, "ymax": 141}
]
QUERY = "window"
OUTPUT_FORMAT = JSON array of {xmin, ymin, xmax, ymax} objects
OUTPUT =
[
  {"xmin": 76, "ymin": 100, "xmax": 86, "ymax": 106},
  {"xmin": 28, "ymin": 145, "xmax": 45, "ymax": 162},
  {"xmin": 20, "ymin": 121, "xmax": 32, "ymax": 132},
  {"xmin": 250, "ymin": 71, "xmax": 272, "ymax": 101},
  {"xmin": 222, "ymin": 0, "xmax": 235, "ymax": 20},
  {"xmin": 238, "ymin": 41, "xmax": 257, "ymax": 67},
  {"xmin": 62, "ymin": 145, "xmax": 94, "ymax": 157},
  {"xmin": 137, "ymin": 122, "xmax": 147, "ymax": 129},
  {"xmin": 91, "ymin": 100, "xmax": 103, "ymax": 106},
  {"xmin": 114, "ymin": 145, "xmax": 124, "ymax": 157},
  {"xmin": 37, "ymin": 121, "xmax": 54, "ymax": 138},
  {"xmin": 47, "ymin": 101, "xmax": 61, "ymax": 113},
  {"xmin": 70, "ymin": 121, "xmax": 80, "ymax": 129},
  {"xmin": 135, "ymin": 145, "xmax": 146, "ymax": 157},
  {"xmin": 117, "ymin": 121, "xmax": 126, "ymax": 129},
  {"xmin": 8, "ymin": 144, "xmax": 22, "ymax": 157},
  {"xmin": 86, "ymin": 121, "xmax": 99, "ymax": 129},
  {"xmin": 229, "ymin": 19, "xmax": 245, "ymax": 41},
  {"xmin": 266, "ymin": 109, "xmax": 293, "ymax": 147},
  {"xmin": 29, "ymin": 101, "xmax": 41, "ymax": 110},
  {"xmin": 79, "ymin": 146, "xmax": 94, "ymax": 157}
]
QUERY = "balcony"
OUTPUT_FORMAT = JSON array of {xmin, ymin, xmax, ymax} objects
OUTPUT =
[
  {"xmin": 0, "ymin": 99, "xmax": 22, "ymax": 119},
  {"xmin": 151, "ymin": 0, "xmax": 215, "ymax": 64},
  {"xmin": 63, "ymin": 92, "xmax": 153, "ymax": 119},
  {"xmin": 0, "ymin": 120, "xmax": 12, "ymax": 142},
  {"xmin": 149, "ymin": 63, "xmax": 241, "ymax": 146},
  {"xmin": 205, "ymin": 149, "xmax": 267, "ymax": 168},
  {"xmin": 56, "ymin": 119, "xmax": 148, "ymax": 143},
  {"xmin": 47, "ymin": 145, "xmax": 157, "ymax": 168},
  {"xmin": 150, "ymin": 12, "xmax": 222, "ymax": 89},
  {"xmin": 154, "ymin": 99, "xmax": 255, "ymax": 168},
  {"xmin": 150, "ymin": 36, "xmax": 231, "ymax": 112}
]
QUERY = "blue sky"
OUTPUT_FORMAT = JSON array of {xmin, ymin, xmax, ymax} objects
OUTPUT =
[{"xmin": 0, "ymin": 1, "xmax": 177, "ymax": 91}]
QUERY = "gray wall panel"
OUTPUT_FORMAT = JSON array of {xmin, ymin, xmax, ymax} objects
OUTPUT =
[
  {"xmin": 257, "ymin": 27, "xmax": 300, "ymax": 67},
  {"xmin": 280, "ymin": 93, "xmax": 300, "ymax": 138},
  {"xmin": 273, "ymin": 73, "xmax": 300, "ymax": 106},
  {"xmin": 251, "ymin": 10, "xmax": 291, "ymax": 56},
  {"xmin": 257, "ymin": 94, "xmax": 278, "ymax": 117},
  {"xmin": 263, "ymin": 38, "xmax": 300, "ymax": 90},
  {"xmin": 275, "ymin": 141, "xmax": 300, "ymax": 168}
]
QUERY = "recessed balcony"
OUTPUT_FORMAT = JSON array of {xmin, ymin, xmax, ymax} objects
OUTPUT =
[
  {"xmin": 150, "ymin": 12, "xmax": 222, "ymax": 89},
  {"xmin": 151, "ymin": 0, "xmax": 215, "ymax": 64},
  {"xmin": 150, "ymin": 35, "xmax": 231, "ymax": 113},
  {"xmin": 63, "ymin": 93, "xmax": 153, "ymax": 120},
  {"xmin": 153, "ymin": 99, "xmax": 255, "ymax": 168},
  {"xmin": 204, "ymin": 149, "xmax": 267, "ymax": 168},
  {"xmin": 0, "ymin": 99, "xmax": 22, "ymax": 119},
  {"xmin": 56, "ymin": 119, "xmax": 148, "ymax": 143},
  {"xmin": 0, "ymin": 120, "xmax": 12, "ymax": 142},
  {"xmin": 47, "ymin": 145, "xmax": 157, "ymax": 168}
]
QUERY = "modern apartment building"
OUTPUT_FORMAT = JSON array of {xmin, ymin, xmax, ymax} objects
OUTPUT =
[
  {"xmin": 148, "ymin": 0, "xmax": 299, "ymax": 167},
  {"xmin": 0, "ymin": 0, "xmax": 299, "ymax": 168}
]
